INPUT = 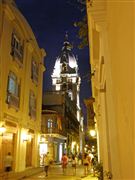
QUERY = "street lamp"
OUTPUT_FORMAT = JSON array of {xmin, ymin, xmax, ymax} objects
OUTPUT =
[
  {"xmin": 90, "ymin": 129, "xmax": 96, "ymax": 137},
  {"xmin": 0, "ymin": 125, "xmax": 6, "ymax": 136}
]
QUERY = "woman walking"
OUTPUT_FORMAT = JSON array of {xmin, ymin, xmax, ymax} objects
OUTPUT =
[{"xmin": 61, "ymin": 153, "xmax": 68, "ymax": 175}]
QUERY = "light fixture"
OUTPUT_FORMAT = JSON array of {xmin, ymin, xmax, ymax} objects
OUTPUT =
[
  {"xmin": 23, "ymin": 134, "xmax": 31, "ymax": 142},
  {"xmin": 0, "ymin": 125, "xmax": 6, "ymax": 135},
  {"xmin": 90, "ymin": 129, "xmax": 96, "ymax": 137}
]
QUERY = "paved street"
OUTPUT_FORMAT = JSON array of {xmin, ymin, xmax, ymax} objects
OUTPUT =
[{"xmin": 21, "ymin": 164, "xmax": 97, "ymax": 180}]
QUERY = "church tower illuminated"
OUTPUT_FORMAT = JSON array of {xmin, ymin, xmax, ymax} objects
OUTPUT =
[{"xmin": 51, "ymin": 33, "xmax": 81, "ymax": 122}]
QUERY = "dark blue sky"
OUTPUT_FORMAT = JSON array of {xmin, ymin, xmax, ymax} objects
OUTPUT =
[{"xmin": 15, "ymin": 0, "xmax": 91, "ymax": 118}]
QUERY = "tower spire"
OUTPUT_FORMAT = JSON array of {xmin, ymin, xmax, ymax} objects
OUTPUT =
[{"xmin": 65, "ymin": 31, "xmax": 68, "ymax": 41}]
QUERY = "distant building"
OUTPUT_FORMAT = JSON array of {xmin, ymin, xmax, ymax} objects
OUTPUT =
[
  {"xmin": 0, "ymin": 0, "xmax": 45, "ymax": 174},
  {"xmin": 84, "ymin": 97, "xmax": 97, "ymax": 153},
  {"xmin": 42, "ymin": 34, "xmax": 82, "ymax": 161}
]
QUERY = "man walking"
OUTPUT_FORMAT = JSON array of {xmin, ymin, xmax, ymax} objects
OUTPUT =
[{"xmin": 43, "ymin": 152, "xmax": 50, "ymax": 177}]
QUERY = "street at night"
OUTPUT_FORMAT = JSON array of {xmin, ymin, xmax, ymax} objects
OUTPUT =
[
  {"xmin": 0, "ymin": 0, "xmax": 135, "ymax": 179},
  {"xmin": 21, "ymin": 164, "xmax": 97, "ymax": 180}
]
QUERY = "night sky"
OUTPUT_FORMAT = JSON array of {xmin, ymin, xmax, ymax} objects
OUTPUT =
[{"xmin": 15, "ymin": 0, "xmax": 92, "ymax": 120}]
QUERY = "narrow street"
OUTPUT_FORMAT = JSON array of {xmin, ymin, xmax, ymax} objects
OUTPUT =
[{"xmin": 21, "ymin": 164, "xmax": 97, "ymax": 180}]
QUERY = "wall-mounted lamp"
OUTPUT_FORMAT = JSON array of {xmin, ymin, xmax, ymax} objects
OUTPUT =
[
  {"xmin": 22, "ymin": 134, "xmax": 31, "ymax": 142},
  {"xmin": 90, "ymin": 129, "xmax": 96, "ymax": 137},
  {"xmin": 0, "ymin": 125, "xmax": 6, "ymax": 136}
]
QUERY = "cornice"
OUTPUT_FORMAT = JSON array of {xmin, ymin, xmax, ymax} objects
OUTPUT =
[
  {"xmin": 4, "ymin": 4, "xmax": 15, "ymax": 21},
  {"xmin": 87, "ymin": 0, "xmax": 106, "ymax": 24}
]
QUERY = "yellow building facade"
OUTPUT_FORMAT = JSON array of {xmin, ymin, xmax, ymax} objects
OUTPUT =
[
  {"xmin": 87, "ymin": 0, "xmax": 135, "ymax": 179},
  {"xmin": 0, "ymin": 0, "xmax": 45, "ymax": 173}
]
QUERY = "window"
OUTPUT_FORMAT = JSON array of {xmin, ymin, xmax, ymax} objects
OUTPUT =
[
  {"xmin": 47, "ymin": 119, "xmax": 53, "ymax": 133},
  {"xmin": 11, "ymin": 33, "xmax": 23, "ymax": 64},
  {"xmin": 31, "ymin": 59, "xmax": 38, "ymax": 84},
  {"xmin": 7, "ymin": 72, "xmax": 20, "ymax": 109},
  {"xmin": 29, "ymin": 91, "xmax": 36, "ymax": 120},
  {"xmin": 48, "ymin": 119, "xmax": 53, "ymax": 129}
]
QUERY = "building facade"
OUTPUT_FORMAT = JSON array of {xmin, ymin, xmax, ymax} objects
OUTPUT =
[
  {"xmin": 51, "ymin": 34, "xmax": 82, "ymax": 154},
  {"xmin": 86, "ymin": 0, "xmax": 135, "ymax": 179},
  {"xmin": 0, "ymin": 0, "xmax": 45, "ymax": 173},
  {"xmin": 84, "ymin": 97, "xmax": 97, "ymax": 153},
  {"xmin": 42, "ymin": 34, "xmax": 82, "ymax": 160}
]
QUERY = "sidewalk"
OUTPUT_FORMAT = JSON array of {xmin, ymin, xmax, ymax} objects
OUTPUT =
[{"xmin": 21, "ymin": 164, "xmax": 98, "ymax": 180}]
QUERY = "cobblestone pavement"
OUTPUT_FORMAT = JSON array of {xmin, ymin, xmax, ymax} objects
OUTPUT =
[{"xmin": 22, "ymin": 164, "xmax": 98, "ymax": 180}]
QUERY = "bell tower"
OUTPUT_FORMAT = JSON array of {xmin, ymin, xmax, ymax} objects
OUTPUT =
[{"xmin": 51, "ymin": 33, "xmax": 81, "ymax": 121}]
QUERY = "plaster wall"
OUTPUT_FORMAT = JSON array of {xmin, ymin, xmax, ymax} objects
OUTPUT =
[{"xmin": 87, "ymin": 0, "xmax": 135, "ymax": 179}]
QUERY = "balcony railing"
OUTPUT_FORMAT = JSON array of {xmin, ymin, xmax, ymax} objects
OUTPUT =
[
  {"xmin": 41, "ymin": 126, "xmax": 67, "ymax": 137},
  {"xmin": 7, "ymin": 93, "xmax": 20, "ymax": 110}
]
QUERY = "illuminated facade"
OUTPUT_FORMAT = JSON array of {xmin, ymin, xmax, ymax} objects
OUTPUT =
[
  {"xmin": 84, "ymin": 97, "xmax": 97, "ymax": 150},
  {"xmin": 0, "ymin": 0, "xmax": 45, "ymax": 174},
  {"xmin": 87, "ymin": 0, "xmax": 135, "ymax": 179},
  {"xmin": 52, "ymin": 33, "xmax": 81, "ymax": 122},
  {"xmin": 42, "ymin": 34, "xmax": 82, "ymax": 158}
]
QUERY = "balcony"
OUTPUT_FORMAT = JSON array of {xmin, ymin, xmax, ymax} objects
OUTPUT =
[
  {"xmin": 41, "ymin": 126, "xmax": 67, "ymax": 138},
  {"xmin": 7, "ymin": 93, "xmax": 20, "ymax": 110}
]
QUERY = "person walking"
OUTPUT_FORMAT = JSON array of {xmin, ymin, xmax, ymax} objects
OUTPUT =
[
  {"xmin": 72, "ymin": 155, "xmax": 77, "ymax": 175},
  {"xmin": 61, "ymin": 153, "xmax": 68, "ymax": 175},
  {"xmin": 83, "ymin": 153, "xmax": 90, "ymax": 176},
  {"xmin": 43, "ymin": 152, "xmax": 50, "ymax": 177},
  {"xmin": 4, "ymin": 152, "xmax": 13, "ymax": 172}
]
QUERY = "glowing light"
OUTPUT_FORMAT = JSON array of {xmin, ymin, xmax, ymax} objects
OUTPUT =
[
  {"xmin": 56, "ymin": 85, "xmax": 60, "ymax": 91},
  {"xmin": 72, "ymin": 77, "xmax": 76, "ymax": 83},
  {"xmin": 59, "ymin": 143, "xmax": 63, "ymax": 161},
  {"xmin": 40, "ymin": 143, "xmax": 48, "ymax": 155},
  {"xmin": 22, "ymin": 133, "xmax": 31, "ymax": 141},
  {"xmin": 0, "ymin": 125, "xmax": 6, "ymax": 134},
  {"xmin": 68, "ymin": 55, "xmax": 77, "ymax": 68},
  {"xmin": 90, "ymin": 129, "xmax": 96, "ymax": 137}
]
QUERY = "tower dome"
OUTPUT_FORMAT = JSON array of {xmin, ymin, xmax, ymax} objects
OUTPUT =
[{"xmin": 52, "ymin": 33, "xmax": 78, "ymax": 77}]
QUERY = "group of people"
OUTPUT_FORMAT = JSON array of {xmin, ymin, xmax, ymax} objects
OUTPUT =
[
  {"xmin": 4, "ymin": 151, "xmax": 95, "ymax": 178},
  {"xmin": 61, "ymin": 152, "xmax": 94, "ymax": 176},
  {"xmin": 43, "ymin": 151, "xmax": 95, "ymax": 177}
]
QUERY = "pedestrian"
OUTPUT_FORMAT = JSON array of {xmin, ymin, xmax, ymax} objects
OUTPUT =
[
  {"xmin": 61, "ymin": 153, "xmax": 68, "ymax": 175},
  {"xmin": 4, "ymin": 152, "xmax": 13, "ymax": 172},
  {"xmin": 72, "ymin": 155, "xmax": 77, "ymax": 175},
  {"xmin": 83, "ymin": 153, "xmax": 90, "ymax": 176},
  {"xmin": 43, "ymin": 152, "xmax": 50, "ymax": 177},
  {"xmin": 78, "ymin": 152, "xmax": 82, "ymax": 165}
]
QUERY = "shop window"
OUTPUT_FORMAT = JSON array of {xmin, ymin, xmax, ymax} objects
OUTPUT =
[
  {"xmin": 7, "ymin": 71, "xmax": 20, "ymax": 110},
  {"xmin": 29, "ymin": 91, "xmax": 36, "ymax": 120},
  {"xmin": 11, "ymin": 32, "xmax": 23, "ymax": 65},
  {"xmin": 31, "ymin": 59, "xmax": 38, "ymax": 84}
]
